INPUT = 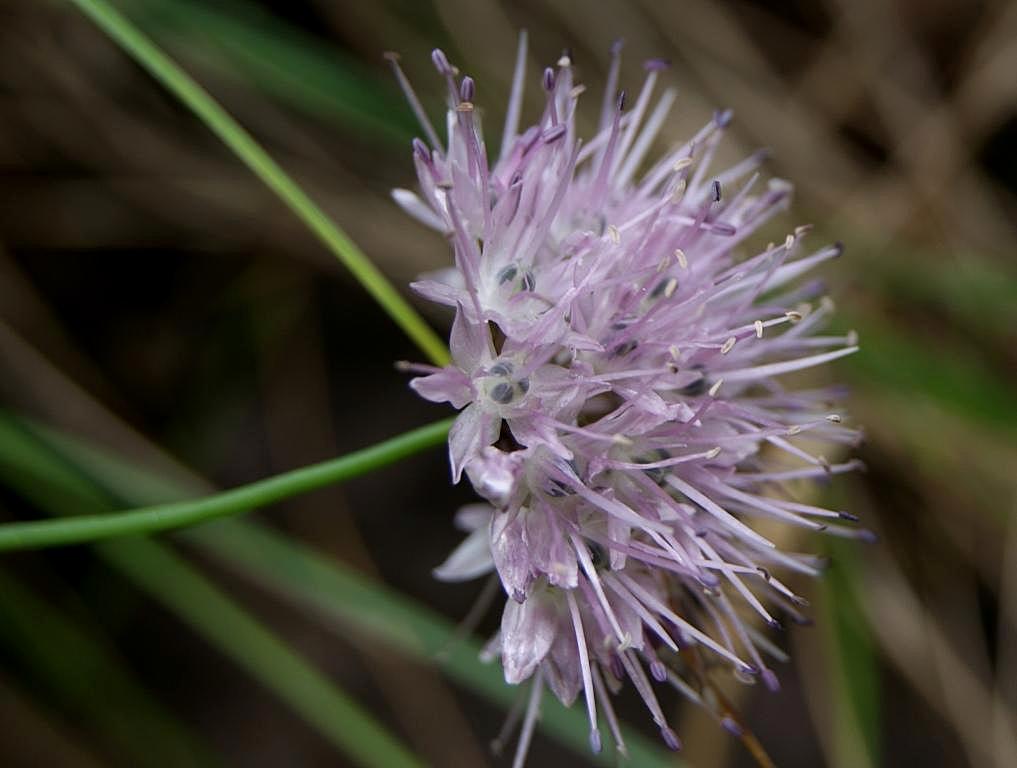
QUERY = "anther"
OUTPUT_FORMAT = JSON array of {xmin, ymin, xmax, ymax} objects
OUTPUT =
[
  {"xmin": 674, "ymin": 248, "xmax": 688, "ymax": 269},
  {"xmin": 754, "ymin": 320, "xmax": 764, "ymax": 338},
  {"xmin": 708, "ymin": 379, "xmax": 723, "ymax": 397},
  {"xmin": 412, "ymin": 138, "xmax": 430, "ymax": 162},
  {"xmin": 431, "ymin": 48, "xmax": 451, "ymax": 74},
  {"xmin": 490, "ymin": 382, "xmax": 515, "ymax": 404},
  {"xmin": 660, "ymin": 726, "xmax": 682, "ymax": 751},
  {"xmin": 650, "ymin": 660, "xmax": 668, "ymax": 682},
  {"xmin": 543, "ymin": 67, "xmax": 556, "ymax": 92},
  {"xmin": 721, "ymin": 717, "xmax": 744, "ymax": 737},
  {"xmin": 542, "ymin": 124, "xmax": 567, "ymax": 143},
  {"xmin": 720, "ymin": 336, "xmax": 736, "ymax": 354}
]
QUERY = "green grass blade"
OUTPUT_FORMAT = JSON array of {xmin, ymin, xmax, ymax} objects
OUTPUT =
[
  {"xmin": 819, "ymin": 540, "xmax": 881, "ymax": 768},
  {"xmin": 0, "ymin": 416, "xmax": 424, "ymax": 768},
  {"xmin": 843, "ymin": 319, "xmax": 1016, "ymax": 434},
  {"xmin": 0, "ymin": 417, "xmax": 452, "ymax": 551},
  {"xmin": 6, "ymin": 413, "xmax": 683, "ymax": 766},
  {"xmin": 65, "ymin": 0, "xmax": 449, "ymax": 367},
  {"xmin": 97, "ymin": 537, "xmax": 425, "ymax": 768},
  {"xmin": 190, "ymin": 520, "xmax": 681, "ymax": 767},
  {"xmin": 125, "ymin": 0, "xmax": 416, "ymax": 143},
  {"xmin": 0, "ymin": 568, "xmax": 220, "ymax": 767}
]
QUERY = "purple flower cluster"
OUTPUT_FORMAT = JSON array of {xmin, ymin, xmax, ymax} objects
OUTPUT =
[{"xmin": 391, "ymin": 35, "xmax": 866, "ymax": 765}]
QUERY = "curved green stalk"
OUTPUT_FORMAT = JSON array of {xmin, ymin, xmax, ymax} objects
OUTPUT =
[
  {"xmin": 0, "ymin": 417, "xmax": 452, "ymax": 551},
  {"xmin": 0, "ymin": 412, "xmax": 681, "ymax": 767},
  {"xmin": 0, "ymin": 417, "xmax": 424, "ymax": 768},
  {"xmin": 66, "ymin": 0, "xmax": 449, "ymax": 366}
]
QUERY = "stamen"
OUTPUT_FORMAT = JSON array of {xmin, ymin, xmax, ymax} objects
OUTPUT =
[
  {"xmin": 565, "ymin": 590, "xmax": 601, "ymax": 755},
  {"xmin": 500, "ymin": 30, "xmax": 529, "ymax": 162},
  {"xmin": 511, "ymin": 669, "xmax": 544, "ymax": 768},
  {"xmin": 384, "ymin": 52, "xmax": 442, "ymax": 150}
]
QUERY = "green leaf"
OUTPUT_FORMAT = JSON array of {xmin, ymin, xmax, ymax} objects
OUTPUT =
[
  {"xmin": 124, "ymin": 0, "xmax": 417, "ymax": 144},
  {"xmin": 65, "ymin": 0, "xmax": 450, "ymax": 367},
  {"xmin": 843, "ymin": 319, "xmax": 1016, "ymax": 434},
  {"xmin": 0, "ymin": 414, "xmax": 424, "ymax": 768},
  {"xmin": 0, "ymin": 568, "xmax": 219, "ymax": 767},
  {"xmin": 819, "ymin": 539, "xmax": 880, "ymax": 768},
  {"xmin": 4, "ymin": 412, "xmax": 683, "ymax": 767}
]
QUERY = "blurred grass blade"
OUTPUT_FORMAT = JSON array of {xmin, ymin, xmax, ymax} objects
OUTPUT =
[
  {"xmin": 0, "ymin": 415, "xmax": 424, "ymax": 768},
  {"xmin": 7, "ymin": 413, "xmax": 683, "ymax": 767},
  {"xmin": 98, "ymin": 537, "xmax": 425, "ymax": 768},
  {"xmin": 125, "ymin": 0, "xmax": 416, "ymax": 144},
  {"xmin": 845, "ymin": 319, "xmax": 1016, "ymax": 434},
  {"xmin": 0, "ymin": 417, "xmax": 452, "ymax": 551},
  {"xmin": 191, "ymin": 520, "xmax": 682, "ymax": 767},
  {"xmin": 65, "ymin": 0, "xmax": 450, "ymax": 367},
  {"xmin": 820, "ymin": 540, "xmax": 881, "ymax": 768},
  {"xmin": 0, "ymin": 568, "xmax": 219, "ymax": 767}
]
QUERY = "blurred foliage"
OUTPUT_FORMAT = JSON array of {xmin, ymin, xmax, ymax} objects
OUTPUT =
[{"xmin": 1, "ymin": 0, "xmax": 1015, "ymax": 766}]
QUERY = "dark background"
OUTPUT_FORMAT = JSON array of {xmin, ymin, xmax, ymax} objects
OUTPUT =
[{"xmin": 1, "ymin": 0, "xmax": 1015, "ymax": 766}]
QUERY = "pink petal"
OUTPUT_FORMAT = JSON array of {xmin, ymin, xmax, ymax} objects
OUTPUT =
[
  {"xmin": 490, "ymin": 510, "xmax": 533, "ymax": 602},
  {"xmin": 501, "ymin": 590, "xmax": 558, "ymax": 684},
  {"xmin": 432, "ymin": 526, "xmax": 494, "ymax": 582},
  {"xmin": 447, "ymin": 404, "xmax": 499, "ymax": 483},
  {"xmin": 409, "ymin": 368, "xmax": 473, "ymax": 408}
]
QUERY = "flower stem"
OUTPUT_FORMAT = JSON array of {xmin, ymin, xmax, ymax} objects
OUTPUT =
[
  {"xmin": 0, "ymin": 417, "xmax": 453, "ymax": 551},
  {"xmin": 65, "ymin": 0, "xmax": 450, "ymax": 366}
]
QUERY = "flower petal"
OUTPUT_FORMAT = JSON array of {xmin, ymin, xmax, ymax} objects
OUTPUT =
[
  {"xmin": 490, "ymin": 509, "xmax": 534, "ymax": 602},
  {"xmin": 448, "ymin": 404, "xmax": 499, "ymax": 483},
  {"xmin": 501, "ymin": 590, "xmax": 558, "ymax": 684},
  {"xmin": 432, "ymin": 525, "xmax": 494, "ymax": 582},
  {"xmin": 409, "ymin": 367, "xmax": 473, "ymax": 408}
]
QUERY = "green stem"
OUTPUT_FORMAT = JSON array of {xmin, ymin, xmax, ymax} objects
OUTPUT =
[
  {"xmin": 100, "ymin": 537, "xmax": 425, "ymax": 768},
  {"xmin": 0, "ymin": 416, "xmax": 424, "ymax": 768},
  {"xmin": 0, "ymin": 417, "xmax": 452, "ymax": 551},
  {"xmin": 66, "ymin": 0, "xmax": 450, "ymax": 367}
]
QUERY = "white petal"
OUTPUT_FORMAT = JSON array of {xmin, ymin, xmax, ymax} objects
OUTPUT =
[
  {"xmin": 392, "ymin": 188, "xmax": 446, "ymax": 230},
  {"xmin": 432, "ymin": 526, "xmax": 494, "ymax": 582},
  {"xmin": 454, "ymin": 503, "xmax": 494, "ymax": 532},
  {"xmin": 448, "ymin": 404, "xmax": 498, "ymax": 483},
  {"xmin": 408, "ymin": 368, "xmax": 473, "ymax": 409},
  {"xmin": 501, "ymin": 592, "xmax": 558, "ymax": 684}
]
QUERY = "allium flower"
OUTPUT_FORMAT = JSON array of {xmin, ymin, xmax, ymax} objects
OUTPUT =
[{"xmin": 391, "ymin": 35, "xmax": 868, "ymax": 765}]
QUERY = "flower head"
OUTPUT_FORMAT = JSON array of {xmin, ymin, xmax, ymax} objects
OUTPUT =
[{"xmin": 392, "ymin": 35, "xmax": 866, "ymax": 764}]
